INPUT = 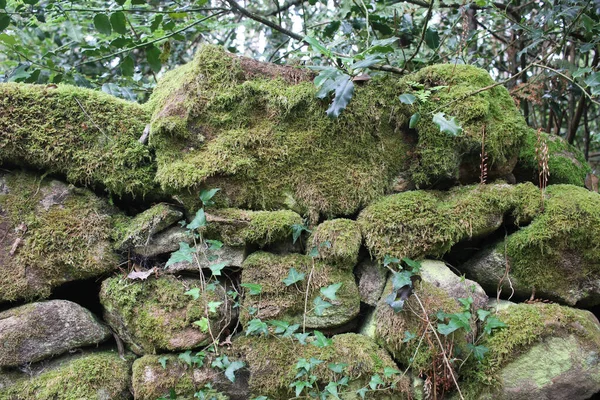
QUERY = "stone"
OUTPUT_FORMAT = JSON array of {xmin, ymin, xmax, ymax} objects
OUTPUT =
[
  {"xmin": 133, "ymin": 226, "xmax": 193, "ymax": 258},
  {"xmin": 355, "ymin": 259, "xmax": 388, "ymax": 306},
  {"xmin": 0, "ymin": 300, "xmax": 110, "ymax": 367},
  {"xmin": 100, "ymin": 275, "xmax": 234, "ymax": 355},
  {"xmin": 307, "ymin": 219, "xmax": 362, "ymax": 268}
]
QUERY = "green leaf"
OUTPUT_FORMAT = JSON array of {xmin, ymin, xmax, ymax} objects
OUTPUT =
[
  {"xmin": 185, "ymin": 288, "xmax": 201, "ymax": 300},
  {"xmin": 328, "ymin": 362, "xmax": 348, "ymax": 373},
  {"xmin": 433, "ymin": 112, "xmax": 463, "ymax": 136},
  {"xmin": 251, "ymin": 397, "xmax": 269, "ymax": 400},
  {"xmin": 325, "ymin": 381, "xmax": 340, "ymax": 399},
  {"xmin": 240, "ymin": 283, "xmax": 262, "ymax": 295},
  {"xmin": 573, "ymin": 67, "xmax": 592, "ymax": 78},
  {"xmin": 224, "ymin": 361, "xmax": 245, "ymax": 383},
  {"xmin": 326, "ymin": 74, "xmax": 355, "ymax": 118},
  {"xmin": 323, "ymin": 20, "xmax": 341, "ymax": 38},
  {"xmin": 283, "ymin": 268, "xmax": 305, "ymax": 286},
  {"xmin": 477, "ymin": 309, "xmax": 491, "ymax": 322},
  {"xmin": 425, "ymin": 28, "xmax": 440, "ymax": 49},
  {"xmin": 402, "ymin": 330, "xmax": 416, "ymax": 343},
  {"xmin": 308, "ymin": 246, "xmax": 319, "ymax": 258},
  {"xmin": 384, "ymin": 292, "xmax": 405, "ymax": 313},
  {"xmin": 282, "ymin": 323, "xmax": 300, "ymax": 337},
  {"xmin": 291, "ymin": 224, "xmax": 309, "ymax": 244},
  {"xmin": 584, "ymin": 72, "xmax": 600, "ymax": 87},
  {"xmin": 311, "ymin": 330, "xmax": 332, "ymax": 347},
  {"xmin": 179, "ymin": 350, "xmax": 193, "ymax": 366},
  {"xmin": 120, "ymin": 55, "xmax": 134, "ymax": 77},
  {"xmin": 399, "ymin": 93, "xmax": 417, "ymax": 105},
  {"xmin": 383, "ymin": 255, "xmax": 400, "ymax": 266},
  {"xmin": 290, "ymin": 381, "xmax": 312, "ymax": 397},
  {"xmin": 209, "ymin": 262, "xmax": 227, "ymax": 276},
  {"xmin": 165, "ymin": 242, "xmax": 195, "ymax": 267},
  {"xmin": 158, "ymin": 356, "xmax": 168, "ymax": 369},
  {"xmin": 0, "ymin": 0, "xmax": 6, "ymax": 9},
  {"xmin": 146, "ymin": 45, "xmax": 162, "ymax": 73},
  {"xmin": 200, "ymin": 188, "xmax": 220, "ymax": 206},
  {"xmin": 437, "ymin": 311, "xmax": 471, "ymax": 335},
  {"xmin": 187, "ymin": 208, "xmax": 206, "ymax": 230},
  {"xmin": 269, "ymin": 320, "xmax": 290, "ymax": 334},
  {"xmin": 193, "ymin": 317, "xmax": 209, "ymax": 332},
  {"xmin": 303, "ymin": 35, "xmax": 332, "ymax": 57},
  {"xmin": 0, "ymin": 14, "xmax": 10, "ymax": 32},
  {"xmin": 313, "ymin": 296, "xmax": 332, "ymax": 316},
  {"xmin": 467, "ymin": 343, "xmax": 489, "ymax": 361},
  {"xmin": 369, "ymin": 374, "xmax": 384, "ymax": 390},
  {"xmin": 110, "ymin": 12, "xmax": 127, "ymax": 35},
  {"xmin": 0, "ymin": 33, "xmax": 15, "ymax": 45},
  {"xmin": 350, "ymin": 54, "xmax": 382, "ymax": 70},
  {"xmin": 383, "ymin": 366, "xmax": 401, "ymax": 378},
  {"xmin": 115, "ymin": 0, "xmax": 126, "ymax": 5},
  {"xmin": 294, "ymin": 332, "xmax": 310, "ymax": 344},
  {"xmin": 93, "ymin": 14, "xmax": 112, "ymax": 36},
  {"xmin": 484, "ymin": 315, "xmax": 507, "ymax": 335},
  {"xmin": 391, "ymin": 271, "xmax": 412, "ymax": 291},
  {"xmin": 356, "ymin": 387, "xmax": 369, "ymax": 399},
  {"xmin": 402, "ymin": 258, "xmax": 422, "ymax": 273},
  {"xmin": 150, "ymin": 14, "xmax": 164, "ymax": 32},
  {"xmin": 205, "ymin": 239, "xmax": 223, "ymax": 250},
  {"xmin": 245, "ymin": 319, "xmax": 268, "ymax": 336},
  {"xmin": 207, "ymin": 301, "xmax": 222, "ymax": 314},
  {"xmin": 320, "ymin": 282, "xmax": 342, "ymax": 300}
]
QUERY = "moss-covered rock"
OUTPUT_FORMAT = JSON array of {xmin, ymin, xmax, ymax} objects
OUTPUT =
[
  {"xmin": 131, "ymin": 354, "xmax": 238, "ymax": 400},
  {"xmin": 461, "ymin": 184, "xmax": 600, "ymax": 306},
  {"xmin": 240, "ymin": 252, "xmax": 360, "ymax": 329},
  {"xmin": 230, "ymin": 333, "xmax": 412, "ymax": 399},
  {"xmin": 0, "ymin": 83, "xmax": 155, "ymax": 197},
  {"xmin": 358, "ymin": 183, "xmax": 541, "ymax": 261},
  {"xmin": 307, "ymin": 219, "xmax": 362, "ymax": 268},
  {"xmin": 462, "ymin": 303, "xmax": 600, "ymax": 400},
  {"xmin": 205, "ymin": 208, "xmax": 302, "ymax": 247},
  {"xmin": 0, "ymin": 300, "xmax": 110, "ymax": 367},
  {"xmin": 0, "ymin": 170, "xmax": 120, "ymax": 302},
  {"xmin": 515, "ymin": 130, "xmax": 592, "ymax": 186},
  {"xmin": 100, "ymin": 275, "xmax": 233, "ymax": 355},
  {"xmin": 0, "ymin": 350, "xmax": 132, "ymax": 400}
]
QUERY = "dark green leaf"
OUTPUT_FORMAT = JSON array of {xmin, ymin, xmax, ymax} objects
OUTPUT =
[
  {"xmin": 146, "ymin": 45, "xmax": 162, "ymax": 73},
  {"xmin": 484, "ymin": 315, "xmax": 507, "ymax": 335},
  {"xmin": 245, "ymin": 319, "xmax": 269, "ymax": 336},
  {"xmin": 425, "ymin": 28, "xmax": 440, "ymax": 49},
  {"xmin": 23, "ymin": 0, "xmax": 38, "ymax": 4},
  {"xmin": 585, "ymin": 72, "xmax": 600, "ymax": 87},
  {"xmin": 326, "ymin": 74, "xmax": 355, "ymax": 118},
  {"xmin": 115, "ymin": 0, "xmax": 126, "ymax": 5},
  {"xmin": 0, "ymin": 14, "xmax": 10, "ymax": 32},
  {"xmin": 313, "ymin": 296, "xmax": 332, "ymax": 316},
  {"xmin": 385, "ymin": 292, "xmax": 405, "ymax": 313},
  {"xmin": 187, "ymin": 208, "xmax": 206, "ymax": 230},
  {"xmin": 320, "ymin": 282, "xmax": 342, "ymax": 300},
  {"xmin": 224, "ymin": 361, "xmax": 245, "ymax": 383},
  {"xmin": 93, "ymin": 14, "xmax": 112, "ymax": 35},
  {"xmin": 433, "ymin": 112, "xmax": 462, "ymax": 136},
  {"xmin": 110, "ymin": 12, "xmax": 127, "ymax": 35},
  {"xmin": 323, "ymin": 21, "xmax": 341, "ymax": 38},
  {"xmin": 467, "ymin": 343, "xmax": 489, "ymax": 361},
  {"xmin": 283, "ymin": 268, "xmax": 305, "ymax": 286},
  {"xmin": 165, "ymin": 242, "xmax": 195, "ymax": 267},
  {"xmin": 0, "ymin": 0, "xmax": 6, "ymax": 9},
  {"xmin": 150, "ymin": 14, "xmax": 164, "ymax": 32},
  {"xmin": 200, "ymin": 188, "xmax": 220, "ymax": 206},
  {"xmin": 311, "ymin": 330, "xmax": 332, "ymax": 347},
  {"xmin": 392, "ymin": 271, "xmax": 412, "ymax": 290},
  {"xmin": 120, "ymin": 55, "xmax": 134, "ymax": 77},
  {"xmin": 399, "ymin": 93, "xmax": 417, "ymax": 104}
]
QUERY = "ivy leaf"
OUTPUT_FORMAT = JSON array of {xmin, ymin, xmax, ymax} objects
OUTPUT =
[
  {"xmin": 193, "ymin": 317, "xmax": 209, "ymax": 332},
  {"xmin": 291, "ymin": 224, "xmax": 309, "ymax": 244},
  {"xmin": 391, "ymin": 271, "xmax": 412, "ymax": 291},
  {"xmin": 328, "ymin": 362, "xmax": 348, "ymax": 373},
  {"xmin": 356, "ymin": 387, "xmax": 369, "ymax": 399},
  {"xmin": 184, "ymin": 288, "xmax": 201, "ymax": 300},
  {"xmin": 399, "ymin": 93, "xmax": 417, "ymax": 105},
  {"xmin": 369, "ymin": 374, "xmax": 384, "ymax": 390},
  {"xmin": 326, "ymin": 74, "xmax": 355, "ymax": 119},
  {"xmin": 110, "ymin": 12, "xmax": 127, "ymax": 35},
  {"xmin": 402, "ymin": 330, "xmax": 416, "ymax": 343},
  {"xmin": 224, "ymin": 361, "xmax": 245, "ymax": 383},
  {"xmin": 200, "ymin": 188, "xmax": 220, "ymax": 206},
  {"xmin": 409, "ymin": 112, "xmax": 421, "ymax": 128},
  {"xmin": 385, "ymin": 292, "xmax": 405, "ymax": 313},
  {"xmin": 93, "ymin": 13, "xmax": 112, "ymax": 35},
  {"xmin": 283, "ymin": 268, "xmax": 305, "ymax": 286},
  {"xmin": 325, "ymin": 381, "xmax": 340, "ymax": 399},
  {"xmin": 294, "ymin": 332, "xmax": 310, "ymax": 345},
  {"xmin": 433, "ymin": 112, "xmax": 463, "ymax": 136},
  {"xmin": 467, "ymin": 343, "xmax": 489, "ymax": 361},
  {"xmin": 146, "ymin": 45, "xmax": 162, "ymax": 73},
  {"xmin": 209, "ymin": 262, "xmax": 227, "ymax": 276},
  {"xmin": 477, "ymin": 309, "xmax": 491, "ymax": 322},
  {"xmin": 207, "ymin": 301, "xmax": 222, "ymax": 314},
  {"xmin": 311, "ymin": 330, "xmax": 332, "ymax": 347},
  {"xmin": 313, "ymin": 296, "xmax": 332, "ymax": 316},
  {"xmin": 245, "ymin": 319, "xmax": 268, "ymax": 336},
  {"xmin": 402, "ymin": 258, "xmax": 422, "ymax": 273},
  {"xmin": 483, "ymin": 315, "xmax": 507, "ymax": 335},
  {"xmin": 383, "ymin": 366, "xmax": 401, "ymax": 378},
  {"xmin": 178, "ymin": 350, "xmax": 193, "ymax": 366},
  {"xmin": 269, "ymin": 320, "xmax": 290, "ymax": 334},
  {"xmin": 290, "ymin": 381, "xmax": 312, "ymax": 397},
  {"xmin": 187, "ymin": 208, "xmax": 206, "ymax": 230},
  {"xmin": 240, "ymin": 283, "xmax": 262, "ymax": 295},
  {"xmin": 282, "ymin": 323, "xmax": 300, "ymax": 337},
  {"xmin": 320, "ymin": 282, "xmax": 342, "ymax": 301},
  {"xmin": 158, "ymin": 356, "xmax": 168, "ymax": 369},
  {"xmin": 166, "ymin": 242, "xmax": 195, "ymax": 267},
  {"xmin": 383, "ymin": 255, "xmax": 400, "ymax": 266},
  {"xmin": 308, "ymin": 246, "xmax": 319, "ymax": 258}
]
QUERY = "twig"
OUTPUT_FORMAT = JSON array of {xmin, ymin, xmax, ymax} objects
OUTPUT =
[
  {"xmin": 532, "ymin": 63, "xmax": 600, "ymax": 106},
  {"xmin": 401, "ymin": 0, "xmax": 435, "ymax": 73},
  {"xmin": 73, "ymin": 97, "xmax": 111, "ymax": 141},
  {"xmin": 302, "ymin": 260, "xmax": 315, "ymax": 334}
]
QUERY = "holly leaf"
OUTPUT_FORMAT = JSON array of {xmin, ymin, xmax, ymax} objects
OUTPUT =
[
  {"xmin": 0, "ymin": 14, "xmax": 10, "ymax": 33},
  {"xmin": 433, "ymin": 112, "xmax": 462, "ymax": 136},
  {"xmin": 110, "ymin": 11, "xmax": 127, "ymax": 35},
  {"xmin": 187, "ymin": 208, "xmax": 206, "ymax": 230},
  {"xmin": 320, "ymin": 282, "xmax": 342, "ymax": 301},
  {"xmin": 93, "ymin": 13, "xmax": 112, "ymax": 35},
  {"xmin": 399, "ymin": 93, "xmax": 417, "ymax": 105},
  {"xmin": 311, "ymin": 330, "xmax": 332, "ymax": 347},
  {"xmin": 283, "ymin": 268, "xmax": 305, "ymax": 286},
  {"xmin": 224, "ymin": 361, "xmax": 245, "ymax": 383},
  {"xmin": 120, "ymin": 55, "xmax": 134, "ymax": 77},
  {"xmin": 240, "ymin": 283, "xmax": 262, "ymax": 295},
  {"xmin": 326, "ymin": 74, "xmax": 355, "ymax": 118},
  {"xmin": 313, "ymin": 296, "xmax": 332, "ymax": 316},
  {"xmin": 409, "ymin": 112, "xmax": 421, "ymax": 128},
  {"xmin": 584, "ymin": 72, "xmax": 600, "ymax": 87}
]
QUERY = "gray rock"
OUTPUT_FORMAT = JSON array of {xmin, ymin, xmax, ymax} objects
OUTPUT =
[
  {"xmin": 116, "ymin": 203, "xmax": 183, "ymax": 251},
  {"xmin": 167, "ymin": 243, "xmax": 246, "ymax": 273},
  {"xmin": 355, "ymin": 259, "xmax": 387, "ymax": 306},
  {"xmin": 133, "ymin": 226, "xmax": 193, "ymax": 258},
  {"xmin": 0, "ymin": 300, "xmax": 110, "ymax": 367}
]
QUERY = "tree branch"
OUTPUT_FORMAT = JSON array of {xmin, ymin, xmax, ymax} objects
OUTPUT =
[
  {"xmin": 225, "ymin": 0, "xmax": 304, "ymax": 41},
  {"xmin": 263, "ymin": 0, "xmax": 305, "ymax": 17}
]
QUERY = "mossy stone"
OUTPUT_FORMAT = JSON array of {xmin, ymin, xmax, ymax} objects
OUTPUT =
[{"xmin": 308, "ymin": 219, "xmax": 362, "ymax": 268}]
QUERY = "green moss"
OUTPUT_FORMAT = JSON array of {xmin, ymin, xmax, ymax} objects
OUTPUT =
[
  {"xmin": 504, "ymin": 184, "xmax": 600, "ymax": 299},
  {"xmin": 240, "ymin": 252, "xmax": 360, "ymax": 328},
  {"xmin": 403, "ymin": 64, "xmax": 529, "ymax": 186},
  {"xmin": 205, "ymin": 208, "xmax": 302, "ymax": 246},
  {"xmin": 113, "ymin": 203, "xmax": 183, "ymax": 249},
  {"xmin": 374, "ymin": 280, "xmax": 466, "ymax": 375},
  {"xmin": 308, "ymin": 219, "xmax": 362, "ymax": 268},
  {"xmin": 516, "ymin": 130, "xmax": 591, "ymax": 186},
  {"xmin": 0, "ymin": 171, "xmax": 120, "ymax": 302},
  {"xmin": 231, "ymin": 333, "xmax": 411, "ymax": 399},
  {"xmin": 0, "ymin": 351, "xmax": 131, "ymax": 400},
  {"xmin": 461, "ymin": 303, "xmax": 600, "ymax": 397},
  {"xmin": 100, "ymin": 275, "xmax": 224, "ymax": 354},
  {"xmin": 359, "ymin": 182, "xmax": 542, "ymax": 261},
  {"xmin": 0, "ymin": 83, "xmax": 156, "ymax": 197}
]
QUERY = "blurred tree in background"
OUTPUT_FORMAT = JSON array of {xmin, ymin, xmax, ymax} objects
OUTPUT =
[{"xmin": 1, "ymin": 0, "xmax": 599, "ymax": 166}]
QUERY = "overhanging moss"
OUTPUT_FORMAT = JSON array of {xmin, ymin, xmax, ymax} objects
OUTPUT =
[
  {"xmin": 0, "ymin": 83, "xmax": 156, "ymax": 197},
  {"xmin": 0, "ymin": 351, "xmax": 132, "ymax": 400},
  {"xmin": 358, "ymin": 182, "xmax": 542, "ymax": 261},
  {"xmin": 0, "ymin": 171, "xmax": 119, "ymax": 302}
]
